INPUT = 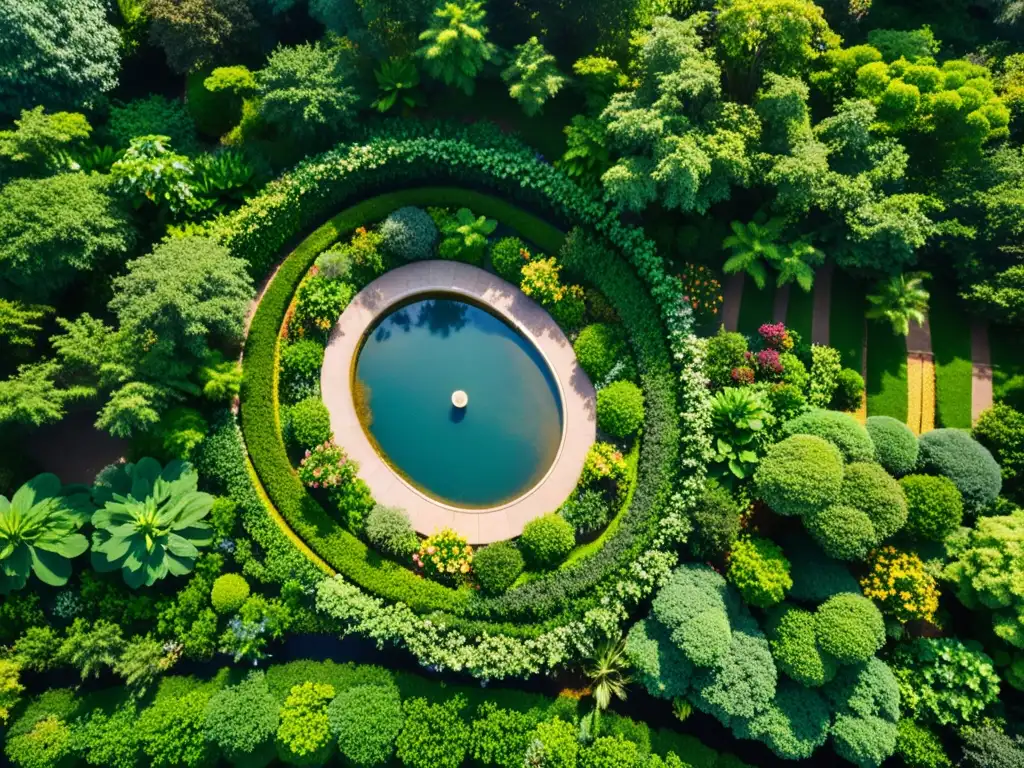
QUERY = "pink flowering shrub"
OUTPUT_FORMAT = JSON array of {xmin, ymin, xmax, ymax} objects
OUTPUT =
[
  {"xmin": 298, "ymin": 441, "xmax": 356, "ymax": 489},
  {"xmin": 752, "ymin": 348, "xmax": 784, "ymax": 376},
  {"xmin": 413, "ymin": 528, "xmax": 473, "ymax": 584},
  {"xmin": 758, "ymin": 323, "xmax": 794, "ymax": 351}
]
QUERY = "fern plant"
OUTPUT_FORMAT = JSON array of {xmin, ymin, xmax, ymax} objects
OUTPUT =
[
  {"xmin": 867, "ymin": 271, "xmax": 931, "ymax": 336},
  {"xmin": 722, "ymin": 218, "xmax": 786, "ymax": 290},
  {"xmin": 373, "ymin": 58, "xmax": 425, "ymax": 113},
  {"xmin": 416, "ymin": 0, "xmax": 498, "ymax": 96},
  {"xmin": 438, "ymin": 208, "xmax": 497, "ymax": 265},
  {"xmin": 502, "ymin": 37, "xmax": 567, "ymax": 117}
]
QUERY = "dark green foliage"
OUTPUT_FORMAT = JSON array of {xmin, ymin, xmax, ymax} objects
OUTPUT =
[
  {"xmin": 805, "ymin": 504, "xmax": 876, "ymax": 561},
  {"xmin": 754, "ymin": 435, "xmax": 844, "ymax": 517},
  {"xmin": 519, "ymin": 513, "xmax": 575, "ymax": 570},
  {"xmin": 396, "ymin": 696, "xmax": 470, "ymax": 768},
  {"xmin": 328, "ymin": 683, "xmax": 403, "ymax": 767},
  {"xmin": 814, "ymin": 594, "xmax": 885, "ymax": 664},
  {"xmin": 823, "ymin": 659, "xmax": 900, "ymax": 768},
  {"xmin": 831, "ymin": 368, "xmax": 865, "ymax": 411},
  {"xmin": 974, "ymin": 403, "xmax": 1024, "ymax": 505},
  {"xmin": 473, "ymin": 541, "xmax": 525, "ymax": 595},
  {"xmin": 147, "ymin": 0, "xmax": 255, "ymax": 75},
  {"xmin": 651, "ymin": 565, "xmax": 733, "ymax": 668},
  {"xmin": 896, "ymin": 720, "xmax": 952, "ymax": 768},
  {"xmin": 782, "ymin": 409, "xmax": 875, "ymax": 463},
  {"xmin": 469, "ymin": 702, "xmax": 542, "ymax": 768},
  {"xmin": 205, "ymin": 671, "xmax": 279, "ymax": 766},
  {"xmin": 688, "ymin": 482, "xmax": 741, "ymax": 559},
  {"xmin": 705, "ymin": 328, "xmax": 749, "ymax": 389},
  {"xmin": 560, "ymin": 489, "xmax": 612, "ymax": 535},
  {"xmin": 489, "ymin": 237, "xmax": 529, "ymax": 284},
  {"xmin": 960, "ymin": 725, "xmax": 1024, "ymax": 768},
  {"xmin": 837, "ymin": 462, "xmax": 908, "ymax": 541},
  {"xmin": 138, "ymin": 679, "xmax": 216, "ymax": 768},
  {"xmin": 158, "ymin": 406, "xmax": 209, "ymax": 461},
  {"xmin": 624, "ymin": 618, "xmax": 693, "ymax": 700},
  {"xmin": 917, "ymin": 431, "xmax": 1002, "ymax": 523},
  {"xmin": 288, "ymin": 397, "xmax": 333, "ymax": 449},
  {"xmin": 108, "ymin": 95, "xmax": 200, "ymax": 153},
  {"xmin": 900, "ymin": 474, "xmax": 964, "ymax": 541},
  {"xmin": 766, "ymin": 605, "xmax": 838, "ymax": 687},
  {"xmin": 865, "ymin": 416, "xmax": 919, "ymax": 476},
  {"xmin": 211, "ymin": 573, "xmax": 250, "ymax": 614},
  {"xmin": 597, "ymin": 380, "xmax": 644, "ymax": 438},
  {"xmin": 735, "ymin": 681, "xmax": 830, "ymax": 760},
  {"xmin": 782, "ymin": 535, "xmax": 860, "ymax": 603},
  {"xmin": 379, "ymin": 206, "xmax": 437, "ymax": 262},
  {"xmin": 574, "ymin": 324, "xmax": 630, "ymax": 383},
  {"xmin": 279, "ymin": 341, "xmax": 324, "ymax": 404},
  {"xmin": 364, "ymin": 505, "xmax": 418, "ymax": 560}
]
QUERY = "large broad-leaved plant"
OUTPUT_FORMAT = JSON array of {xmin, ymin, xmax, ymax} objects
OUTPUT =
[
  {"xmin": 91, "ymin": 458, "xmax": 213, "ymax": 588},
  {"xmin": 0, "ymin": 474, "xmax": 91, "ymax": 593}
]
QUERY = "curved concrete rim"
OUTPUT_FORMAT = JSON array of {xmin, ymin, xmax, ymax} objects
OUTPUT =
[{"xmin": 321, "ymin": 260, "xmax": 596, "ymax": 545}]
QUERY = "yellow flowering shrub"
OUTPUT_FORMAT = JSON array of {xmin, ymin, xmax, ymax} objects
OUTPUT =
[
  {"xmin": 860, "ymin": 546, "xmax": 939, "ymax": 624},
  {"xmin": 414, "ymin": 528, "xmax": 473, "ymax": 584}
]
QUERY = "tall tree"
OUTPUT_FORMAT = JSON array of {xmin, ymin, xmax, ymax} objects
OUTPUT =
[
  {"xmin": 416, "ymin": 0, "xmax": 498, "ymax": 96},
  {"xmin": 502, "ymin": 37, "xmax": 567, "ymax": 117},
  {"xmin": 147, "ymin": 0, "xmax": 255, "ymax": 74},
  {"xmin": 0, "ymin": 0, "xmax": 121, "ymax": 115}
]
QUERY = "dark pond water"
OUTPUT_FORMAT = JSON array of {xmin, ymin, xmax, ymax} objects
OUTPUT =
[{"xmin": 353, "ymin": 296, "xmax": 563, "ymax": 508}]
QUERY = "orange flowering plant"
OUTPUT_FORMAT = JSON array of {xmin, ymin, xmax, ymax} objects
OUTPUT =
[
  {"xmin": 676, "ymin": 264, "xmax": 723, "ymax": 320},
  {"xmin": 860, "ymin": 546, "xmax": 940, "ymax": 624},
  {"xmin": 414, "ymin": 528, "xmax": 474, "ymax": 584}
]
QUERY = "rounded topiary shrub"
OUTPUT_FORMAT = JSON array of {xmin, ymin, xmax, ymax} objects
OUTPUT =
[
  {"xmin": 766, "ymin": 605, "xmax": 839, "ymax": 687},
  {"xmin": 782, "ymin": 409, "xmax": 875, "ymax": 463},
  {"xmin": 804, "ymin": 504, "xmax": 876, "ymax": 561},
  {"xmin": 865, "ymin": 416, "xmax": 919, "ymax": 477},
  {"xmin": 814, "ymin": 594, "xmax": 885, "ymax": 664},
  {"xmin": 473, "ymin": 540, "xmax": 525, "ymax": 595},
  {"xmin": 838, "ymin": 462, "xmax": 908, "ymax": 541},
  {"xmin": 364, "ymin": 505, "xmax": 418, "ymax": 559},
  {"xmin": 489, "ymin": 236, "xmax": 529, "ymax": 284},
  {"xmin": 917, "ymin": 429, "xmax": 1002, "ymax": 516},
  {"xmin": 519, "ymin": 513, "xmax": 575, "ymax": 570},
  {"xmin": 280, "ymin": 340, "xmax": 325, "ymax": 402},
  {"xmin": 379, "ymin": 207, "xmax": 438, "ymax": 262},
  {"xmin": 900, "ymin": 474, "xmax": 964, "ymax": 542},
  {"xmin": 783, "ymin": 535, "xmax": 861, "ymax": 603},
  {"xmin": 211, "ymin": 573, "xmax": 250, "ymax": 615},
  {"xmin": 289, "ymin": 397, "xmax": 333, "ymax": 449},
  {"xmin": 596, "ymin": 381, "xmax": 644, "ymax": 438},
  {"xmin": 573, "ymin": 323, "xmax": 628, "ymax": 383},
  {"xmin": 327, "ymin": 683, "xmax": 403, "ymax": 767},
  {"xmin": 754, "ymin": 435, "xmax": 844, "ymax": 517},
  {"xmin": 205, "ymin": 670, "xmax": 279, "ymax": 767},
  {"xmin": 831, "ymin": 368, "xmax": 865, "ymax": 412},
  {"xmin": 560, "ymin": 488, "xmax": 613, "ymax": 534}
]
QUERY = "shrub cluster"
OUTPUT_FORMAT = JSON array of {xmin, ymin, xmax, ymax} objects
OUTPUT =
[
  {"xmin": 519, "ymin": 514, "xmax": 575, "ymax": 570},
  {"xmin": 865, "ymin": 416, "xmax": 919, "ymax": 476},
  {"xmin": 211, "ymin": 573, "xmax": 250, "ymax": 615},
  {"xmin": 573, "ymin": 323, "xmax": 629, "ymax": 383},
  {"xmin": 364, "ymin": 505, "xmax": 418, "ymax": 560},
  {"xmin": 489, "ymin": 236, "xmax": 529, "ymax": 284},
  {"xmin": 597, "ymin": 380, "xmax": 645, "ymax": 438},
  {"xmin": 726, "ymin": 536, "xmax": 792, "ymax": 608},
  {"xmin": 472, "ymin": 541, "xmax": 525, "ymax": 596},
  {"xmin": 900, "ymin": 474, "xmax": 964, "ymax": 541},
  {"xmin": 378, "ymin": 206, "xmax": 438, "ymax": 262},
  {"xmin": 916, "ymin": 429, "xmax": 1002, "ymax": 516},
  {"xmin": 781, "ymin": 409, "xmax": 875, "ymax": 463},
  {"xmin": 288, "ymin": 397, "xmax": 333, "ymax": 449},
  {"xmin": 754, "ymin": 435, "xmax": 844, "ymax": 518}
]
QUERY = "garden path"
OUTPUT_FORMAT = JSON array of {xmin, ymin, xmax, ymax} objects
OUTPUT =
[
  {"xmin": 971, "ymin": 320, "xmax": 994, "ymax": 424},
  {"xmin": 321, "ymin": 261, "xmax": 596, "ymax": 544},
  {"xmin": 905, "ymin": 317, "xmax": 936, "ymax": 435},
  {"xmin": 721, "ymin": 273, "xmax": 744, "ymax": 332}
]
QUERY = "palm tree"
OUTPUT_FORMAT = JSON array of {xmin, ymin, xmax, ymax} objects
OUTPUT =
[
  {"xmin": 722, "ymin": 218, "xmax": 786, "ymax": 290},
  {"xmin": 775, "ymin": 241, "xmax": 824, "ymax": 293},
  {"xmin": 584, "ymin": 636, "xmax": 631, "ymax": 711},
  {"xmin": 866, "ymin": 271, "xmax": 931, "ymax": 336}
]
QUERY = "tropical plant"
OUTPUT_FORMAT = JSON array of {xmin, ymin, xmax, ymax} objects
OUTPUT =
[
  {"xmin": 502, "ymin": 37, "xmax": 567, "ymax": 116},
  {"xmin": 0, "ymin": 474, "xmax": 91, "ymax": 593},
  {"xmin": 775, "ymin": 240, "xmax": 824, "ymax": 292},
  {"xmin": 110, "ymin": 135, "xmax": 196, "ymax": 217},
  {"xmin": 191, "ymin": 150, "xmax": 256, "ymax": 213},
  {"xmin": 558, "ymin": 116, "xmax": 611, "ymax": 187},
  {"xmin": 438, "ymin": 208, "xmax": 497, "ymax": 264},
  {"xmin": 866, "ymin": 272, "xmax": 931, "ymax": 336},
  {"xmin": 416, "ymin": 0, "xmax": 497, "ymax": 95},
  {"xmin": 710, "ymin": 387, "xmax": 769, "ymax": 482},
  {"xmin": 373, "ymin": 58, "xmax": 425, "ymax": 112},
  {"xmin": 584, "ymin": 636, "xmax": 631, "ymax": 711},
  {"xmin": 90, "ymin": 458, "xmax": 214, "ymax": 588},
  {"xmin": 722, "ymin": 218, "xmax": 786, "ymax": 290}
]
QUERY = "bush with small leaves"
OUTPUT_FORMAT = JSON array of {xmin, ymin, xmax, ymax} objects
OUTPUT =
[
  {"xmin": 808, "ymin": 345, "xmax": 843, "ymax": 408},
  {"xmin": 288, "ymin": 397, "xmax": 333, "ymax": 449},
  {"xmin": 624, "ymin": 618, "xmax": 693, "ymax": 700},
  {"xmin": 75, "ymin": 702, "xmax": 142, "ymax": 768},
  {"xmin": 831, "ymin": 713, "xmax": 897, "ymax": 768},
  {"xmin": 205, "ymin": 671, "xmax": 279, "ymax": 767},
  {"xmin": 735, "ymin": 681, "xmax": 831, "ymax": 760},
  {"xmin": 782, "ymin": 409, "xmax": 875, "ymax": 463},
  {"xmin": 815, "ymin": 594, "xmax": 886, "ymax": 664},
  {"xmin": 519, "ymin": 513, "xmax": 575, "ymax": 570},
  {"xmin": 805, "ymin": 504, "xmax": 877, "ymax": 561},
  {"xmin": 651, "ymin": 565, "xmax": 732, "ymax": 668},
  {"xmin": 139, "ymin": 684, "xmax": 215, "ymax": 768},
  {"xmin": 895, "ymin": 719, "xmax": 952, "ymax": 768},
  {"xmin": 292, "ymin": 276, "xmax": 355, "ymax": 337},
  {"xmin": 727, "ymin": 536, "xmax": 792, "ymax": 608},
  {"xmin": 917, "ymin": 429, "xmax": 1002, "ymax": 516},
  {"xmin": 489, "ymin": 237, "xmax": 530, "ymax": 284},
  {"xmin": 597, "ymin": 380, "xmax": 644, "ymax": 438},
  {"xmin": 900, "ymin": 474, "xmax": 963, "ymax": 541},
  {"xmin": 574, "ymin": 324, "xmax": 629, "ymax": 383},
  {"xmin": 831, "ymin": 368, "xmax": 865, "ymax": 412},
  {"xmin": 279, "ymin": 341, "xmax": 324, "ymax": 403},
  {"xmin": 688, "ymin": 482, "xmax": 742, "ymax": 559},
  {"xmin": 705, "ymin": 327, "xmax": 749, "ymax": 389},
  {"xmin": 960, "ymin": 725, "xmax": 1024, "ymax": 768},
  {"xmin": 974, "ymin": 403, "xmax": 1024, "ymax": 505},
  {"xmin": 755, "ymin": 435, "xmax": 844, "ymax": 517},
  {"xmin": 529, "ymin": 717, "xmax": 580, "ymax": 767},
  {"xmin": 211, "ymin": 573, "xmax": 250, "ymax": 615},
  {"xmin": 560, "ymin": 489, "xmax": 612, "ymax": 534},
  {"xmin": 108, "ymin": 95, "xmax": 200, "ymax": 154},
  {"xmin": 379, "ymin": 207, "xmax": 438, "ymax": 262},
  {"xmin": 783, "ymin": 535, "xmax": 861, "ymax": 603},
  {"xmin": 838, "ymin": 462, "xmax": 908, "ymax": 541},
  {"xmin": 865, "ymin": 416, "xmax": 919, "ymax": 476},
  {"xmin": 276, "ymin": 682, "xmax": 335, "ymax": 766},
  {"xmin": 473, "ymin": 541, "xmax": 525, "ymax": 595},
  {"xmin": 158, "ymin": 407, "xmax": 208, "ymax": 460},
  {"xmin": 580, "ymin": 734, "xmax": 644, "ymax": 767},
  {"xmin": 469, "ymin": 702, "xmax": 541, "ymax": 768},
  {"xmin": 364, "ymin": 505, "xmax": 418, "ymax": 560},
  {"xmin": 766, "ymin": 605, "xmax": 838, "ymax": 687},
  {"xmin": 328, "ymin": 683, "xmax": 403, "ymax": 767},
  {"xmin": 315, "ymin": 250, "xmax": 352, "ymax": 281},
  {"xmin": 6, "ymin": 714, "xmax": 74, "ymax": 768},
  {"xmin": 396, "ymin": 696, "xmax": 470, "ymax": 768}
]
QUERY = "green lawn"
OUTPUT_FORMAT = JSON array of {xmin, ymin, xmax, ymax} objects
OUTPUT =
[
  {"xmin": 928, "ymin": 285, "xmax": 974, "ymax": 428},
  {"xmin": 736, "ymin": 278, "xmax": 777, "ymax": 338},
  {"xmin": 829, "ymin": 281, "xmax": 866, "ymax": 370},
  {"xmin": 991, "ymin": 323, "xmax": 1024, "ymax": 410},
  {"xmin": 785, "ymin": 283, "xmax": 815, "ymax": 342},
  {"xmin": 866, "ymin": 320, "xmax": 909, "ymax": 421}
]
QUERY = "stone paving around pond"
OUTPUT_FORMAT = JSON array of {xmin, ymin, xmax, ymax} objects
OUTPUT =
[{"xmin": 321, "ymin": 260, "xmax": 597, "ymax": 545}]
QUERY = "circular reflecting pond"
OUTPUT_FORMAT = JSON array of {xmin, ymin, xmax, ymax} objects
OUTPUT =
[{"xmin": 353, "ymin": 296, "xmax": 564, "ymax": 508}]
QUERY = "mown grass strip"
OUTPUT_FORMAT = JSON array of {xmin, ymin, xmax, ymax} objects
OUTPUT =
[
  {"xmin": 866, "ymin": 320, "xmax": 909, "ymax": 422},
  {"xmin": 736, "ymin": 277, "xmax": 776, "ymax": 338},
  {"xmin": 829, "ymin": 282, "xmax": 866, "ymax": 371},
  {"xmin": 785, "ymin": 283, "xmax": 815, "ymax": 342},
  {"xmin": 929, "ymin": 285, "xmax": 973, "ymax": 428}
]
